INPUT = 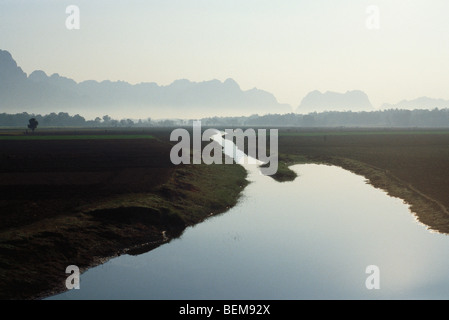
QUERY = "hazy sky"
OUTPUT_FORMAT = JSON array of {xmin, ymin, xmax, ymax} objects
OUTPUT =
[{"xmin": 1, "ymin": 0, "xmax": 449, "ymax": 109}]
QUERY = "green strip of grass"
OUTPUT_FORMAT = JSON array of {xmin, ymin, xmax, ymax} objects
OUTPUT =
[
  {"xmin": 0, "ymin": 134, "xmax": 155, "ymax": 140},
  {"xmin": 278, "ymin": 130, "xmax": 449, "ymax": 137}
]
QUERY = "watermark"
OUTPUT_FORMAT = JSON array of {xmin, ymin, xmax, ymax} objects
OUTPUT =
[
  {"xmin": 170, "ymin": 121, "xmax": 278, "ymax": 176},
  {"xmin": 66, "ymin": 5, "xmax": 80, "ymax": 30},
  {"xmin": 366, "ymin": 5, "xmax": 380, "ymax": 30},
  {"xmin": 179, "ymin": 304, "xmax": 270, "ymax": 317},
  {"xmin": 365, "ymin": 265, "xmax": 380, "ymax": 289},
  {"xmin": 65, "ymin": 265, "xmax": 80, "ymax": 290}
]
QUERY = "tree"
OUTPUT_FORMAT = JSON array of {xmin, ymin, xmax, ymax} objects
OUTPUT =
[
  {"xmin": 102, "ymin": 115, "xmax": 112, "ymax": 123},
  {"xmin": 27, "ymin": 118, "xmax": 38, "ymax": 132}
]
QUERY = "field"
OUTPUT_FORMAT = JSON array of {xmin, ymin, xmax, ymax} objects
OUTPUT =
[
  {"xmin": 0, "ymin": 134, "xmax": 155, "ymax": 140},
  {"xmin": 0, "ymin": 128, "xmax": 248, "ymax": 299},
  {"xmin": 276, "ymin": 128, "xmax": 449, "ymax": 233},
  {"xmin": 1, "ymin": 127, "xmax": 449, "ymax": 299}
]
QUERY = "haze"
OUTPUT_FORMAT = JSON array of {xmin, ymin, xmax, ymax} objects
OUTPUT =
[{"xmin": 1, "ymin": 0, "xmax": 449, "ymax": 114}]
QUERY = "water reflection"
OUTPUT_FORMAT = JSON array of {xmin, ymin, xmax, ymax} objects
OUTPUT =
[
  {"xmin": 210, "ymin": 130, "xmax": 264, "ymax": 167},
  {"xmin": 50, "ymin": 164, "xmax": 449, "ymax": 300}
]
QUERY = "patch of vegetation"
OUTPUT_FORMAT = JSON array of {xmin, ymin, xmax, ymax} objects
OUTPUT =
[
  {"xmin": 278, "ymin": 129, "xmax": 449, "ymax": 137},
  {"xmin": 0, "ymin": 134, "xmax": 155, "ymax": 140},
  {"xmin": 0, "ymin": 130, "xmax": 248, "ymax": 300},
  {"xmin": 276, "ymin": 128, "xmax": 449, "ymax": 234},
  {"xmin": 0, "ymin": 161, "xmax": 248, "ymax": 300}
]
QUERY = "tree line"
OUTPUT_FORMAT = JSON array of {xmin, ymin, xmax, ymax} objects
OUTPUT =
[
  {"xmin": 0, "ymin": 112, "xmax": 145, "ymax": 128},
  {"xmin": 201, "ymin": 108, "xmax": 449, "ymax": 127},
  {"xmin": 1, "ymin": 108, "xmax": 449, "ymax": 128}
]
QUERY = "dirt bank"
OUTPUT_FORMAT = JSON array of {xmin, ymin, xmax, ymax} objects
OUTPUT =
[
  {"xmin": 277, "ymin": 130, "xmax": 449, "ymax": 234},
  {"xmin": 0, "ymin": 133, "xmax": 248, "ymax": 300}
]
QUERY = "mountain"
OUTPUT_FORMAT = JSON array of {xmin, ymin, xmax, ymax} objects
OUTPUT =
[
  {"xmin": 0, "ymin": 50, "xmax": 30, "ymax": 108},
  {"xmin": 0, "ymin": 49, "xmax": 291, "ymax": 119},
  {"xmin": 0, "ymin": 50, "xmax": 27, "ymax": 83},
  {"xmin": 381, "ymin": 97, "xmax": 449, "ymax": 110},
  {"xmin": 296, "ymin": 90, "xmax": 374, "ymax": 114}
]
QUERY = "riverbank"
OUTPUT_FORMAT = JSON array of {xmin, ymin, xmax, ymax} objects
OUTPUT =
[
  {"xmin": 0, "ymin": 132, "xmax": 248, "ymax": 300},
  {"xmin": 2, "ymin": 128, "xmax": 449, "ymax": 299},
  {"xmin": 276, "ymin": 129, "xmax": 449, "ymax": 234},
  {"xmin": 0, "ymin": 163, "xmax": 248, "ymax": 300}
]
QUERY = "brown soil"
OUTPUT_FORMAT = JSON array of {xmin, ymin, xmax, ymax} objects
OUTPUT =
[
  {"xmin": 3, "ymin": 128, "xmax": 449, "ymax": 299},
  {"xmin": 278, "ymin": 130, "xmax": 449, "ymax": 234},
  {"xmin": 0, "ymin": 130, "xmax": 248, "ymax": 300}
]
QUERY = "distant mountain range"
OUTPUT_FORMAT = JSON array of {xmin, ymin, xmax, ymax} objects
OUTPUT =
[
  {"xmin": 0, "ymin": 49, "xmax": 291, "ymax": 119},
  {"xmin": 296, "ymin": 90, "xmax": 374, "ymax": 114},
  {"xmin": 381, "ymin": 97, "xmax": 449, "ymax": 110},
  {"xmin": 1, "ymin": 49, "xmax": 448, "ymax": 119}
]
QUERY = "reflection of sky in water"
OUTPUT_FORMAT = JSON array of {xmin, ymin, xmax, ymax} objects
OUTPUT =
[
  {"xmin": 210, "ymin": 130, "xmax": 264, "ymax": 166},
  {"xmin": 50, "ymin": 164, "xmax": 449, "ymax": 300}
]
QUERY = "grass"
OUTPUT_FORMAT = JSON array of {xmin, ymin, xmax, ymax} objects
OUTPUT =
[
  {"xmin": 275, "ymin": 128, "xmax": 449, "ymax": 234},
  {"xmin": 2, "ymin": 126, "xmax": 449, "ymax": 299},
  {"xmin": 278, "ymin": 129, "xmax": 449, "ymax": 137},
  {"xmin": 0, "ymin": 130, "xmax": 249, "ymax": 300},
  {"xmin": 261, "ymin": 160, "xmax": 298, "ymax": 182},
  {"xmin": 0, "ymin": 134, "xmax": 155, "ymax": 140}
]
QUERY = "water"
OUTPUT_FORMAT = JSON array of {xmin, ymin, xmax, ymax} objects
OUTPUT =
[{"xmin": 49, "ymin": 162, "xmax": 449, "ymax": 300}]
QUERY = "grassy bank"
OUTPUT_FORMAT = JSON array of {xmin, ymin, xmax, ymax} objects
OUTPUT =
[
  {"xmin": 0, "ymin": 163, "xmax": 248, "ymax": 300},
  {"xmin": 0, "ymin": 131, "xmax": 248, "ymax": 300},
  {"xmin": 275, "ymin": 129, "xmax": 449, "ymax": 234},
  {"xmin": 2, "ymin": 127, "xmax": 449, "ymax": 299}
]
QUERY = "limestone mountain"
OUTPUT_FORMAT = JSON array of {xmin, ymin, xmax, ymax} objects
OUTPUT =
[
  {"xmin": 296, "ymin": 90, "xmax": 374, "ymax": 114},
  {"xmin": 381, "ymin": 97, "xmax": 449, "ymax": 110},
  {"xmin": 0, "ymin": 49, "xmax": 291, "ymax": 119}
]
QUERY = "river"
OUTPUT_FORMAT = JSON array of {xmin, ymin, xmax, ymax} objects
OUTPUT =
[{"xmin": 49, "ymin": 156, "xmax": 449, "ymax": 299}]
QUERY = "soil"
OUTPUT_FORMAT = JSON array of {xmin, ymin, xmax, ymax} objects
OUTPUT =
[
  {"xmin": 0, "ymin": 129, "xmax": 248, "ymax": 300},
  {"xmin": 2, "ymin": 127, "xmax": 449, "ymax": 299},
  {"xmin": 277, "ymin": 129, "xmax": 449, "ymax": 234}
]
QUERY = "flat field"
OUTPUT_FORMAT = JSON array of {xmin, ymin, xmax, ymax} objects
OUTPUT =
[
  {"xmin": 0, "ymin": 128, "xmax": 247, "ymax": 299},
  {"xmin": 1, "ymin": 127, "xmax": 449, "ymax": 299},
  {"xmin": 276, "ymin": 128, "xmax": 449, "ymax": 233}
]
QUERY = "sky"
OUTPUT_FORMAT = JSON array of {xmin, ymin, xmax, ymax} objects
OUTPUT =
[{"xmin": 1, "ymin": 0, "xmax": 449, "ymax": 110}]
